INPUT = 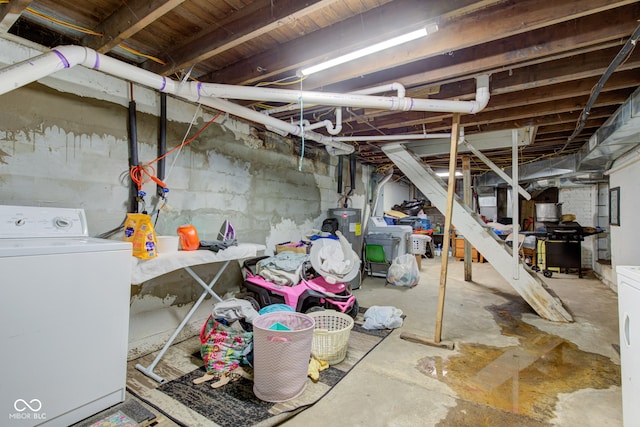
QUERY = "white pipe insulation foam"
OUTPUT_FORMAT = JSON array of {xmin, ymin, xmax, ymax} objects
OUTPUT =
[{"xmin": 0, "ymin": 45, "xmax": 491, "ymax": 155}]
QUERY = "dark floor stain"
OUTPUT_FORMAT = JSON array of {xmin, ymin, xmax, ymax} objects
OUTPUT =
[
  {"xmin": 435, "ymin": 399, "xmax": 551, "ymax": 427},
  {"xmin": 418, "ymin": 294, "xmax": 620, "ymax": 424}
]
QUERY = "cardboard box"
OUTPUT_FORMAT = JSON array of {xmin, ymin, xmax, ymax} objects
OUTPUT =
[{"xmin": 275, "ymin": 241, "xmax": 311, "ymax": 254}]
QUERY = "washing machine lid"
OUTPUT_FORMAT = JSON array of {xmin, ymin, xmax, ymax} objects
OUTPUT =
[{"xmin": 0, "ymin": 237, "xmax": 131, "ymax": 257}]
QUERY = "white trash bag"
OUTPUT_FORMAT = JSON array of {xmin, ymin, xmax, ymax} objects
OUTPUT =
[
  {"xmin": 362, "ymin": 306, "xmax": 404, "ymax": 330},
  {"xmin": 386, "ymin": 253, "xmax": 419, "ymax": 287}
]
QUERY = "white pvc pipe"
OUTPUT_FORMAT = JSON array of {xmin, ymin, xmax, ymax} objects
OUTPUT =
[
  {"xmin": 331, "ymin": 133, "xmax": 451, "ymax": 142},
  {"xmin": 197, "ymin": 76, "xmax": 489, "ymax": 113},
  {"xmin": 301, "ymin": 107, "xmax": 342, "ymax": 135},
  {"xmin": 261, "ymin": 82, "xmax": 406, "ymax": 116},
  {"xmin": 13, "ymin": 46, "xmax": 354, "ymax": 154},
  {"xmin": 0, "ymin": 45, "xmax": 491, "ymax": 155},
  {"xmin": 350, "ymin": 82, "xmax": 406, "ymax": 98},
  {"xmin": 195, "ymin": 97, "xmax": 354, "ymax": 154}
]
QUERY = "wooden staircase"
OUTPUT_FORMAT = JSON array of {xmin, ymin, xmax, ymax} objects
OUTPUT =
[{"xmin": 382, "ymin": 143, "xmax": 572, "ymax": 322}]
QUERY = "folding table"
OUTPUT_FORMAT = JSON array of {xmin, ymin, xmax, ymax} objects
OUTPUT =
[{"xmin": 131, "ymin": 243, "xmax": 265, "ymax": 382}]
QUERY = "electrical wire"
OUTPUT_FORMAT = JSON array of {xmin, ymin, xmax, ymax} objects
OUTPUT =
[
  {"xmin": 117, "ymin": 43, "xmax": 166, "ymax": 65},
  {"xmin": 254, "ymin": 74, "xmax": 306, "ymax": 87},
  {"xmin": 165, "ymin": 104, "xmax": 201, "ymax": 182},
  {"xmin": 129, "ymin": 108, "xmax": 223, "ymax": 190},
  {"xmin": 561, "ymin": 23, "xmax": 640, "ymax": 153},
  {"xmin": 24, "ymin": 7, "xmax": 103, "ymax": 36},
  {"xmin": 0, "ymin": 2, "xmax": 166, "ymax": 64}
]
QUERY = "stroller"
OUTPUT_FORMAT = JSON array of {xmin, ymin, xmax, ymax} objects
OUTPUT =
[{"xmin": 241, "ymin": 238, "xmax": 359, "ymax": 318}]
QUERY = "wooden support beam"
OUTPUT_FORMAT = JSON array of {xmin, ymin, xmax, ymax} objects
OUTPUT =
[
  {"xmin": 463, "ymin": 155, "xmax": 472, "ymax": 281},
  {"xmin": 434, "ymin": 112, "xmax": 461, "ymax": 344}
]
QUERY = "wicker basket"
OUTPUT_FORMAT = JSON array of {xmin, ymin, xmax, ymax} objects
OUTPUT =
[{"xmin": 308, "ymin": 310, "xmax": 354, "ymax": 365}]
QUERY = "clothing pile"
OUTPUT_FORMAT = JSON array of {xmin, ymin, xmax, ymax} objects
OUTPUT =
[
  {"xmin": 194, "ymin": 298, "xmax": 259, "ymax": 388},
  {"xmin": 256, "ymin": 251, "xmax": 309, "ymax": 286}
]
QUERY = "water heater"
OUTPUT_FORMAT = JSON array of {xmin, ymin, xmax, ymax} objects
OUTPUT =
[{"xmin": 327, "ymin": 208, "xmax": 362, "ymax": 255}]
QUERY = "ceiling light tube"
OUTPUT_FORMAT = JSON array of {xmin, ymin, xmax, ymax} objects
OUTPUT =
[
  {"xmin": 299, "ymin": 25, "xmax": 436, "ymax": 76},
  {"xmin": 436, "ymin": 171, "xmax": 463, "ymax": 178}
]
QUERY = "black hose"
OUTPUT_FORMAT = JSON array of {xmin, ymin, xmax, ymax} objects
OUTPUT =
[
  {"xmin": 156, "ymin": 92, "xmax": 167, "ymax": 197},
  {"xmin": 561, "ymin": 23, "xmax": 640, "ymax": 152},
  {"xmin": 127, "ymin": 96, "xmax": 139, "ymax": 213},
  {"xmin": 348, "ymin": 152, "xmax": 356, "ymax": 196},
  {"xmin": 337, "ymin": 154, "xmax": 343, "ymax": 194}
]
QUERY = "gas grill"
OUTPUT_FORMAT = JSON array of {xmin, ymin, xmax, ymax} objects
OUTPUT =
[
  {"xmin": 538, "ymin": 221, "xmax": 603, "ymax": 278},
  {"xmin": 543, "ymin": 221, "xmax": 585, "ymax": 241}
]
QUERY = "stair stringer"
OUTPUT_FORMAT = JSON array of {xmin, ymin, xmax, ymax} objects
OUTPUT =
[{"xmin": 382, "ymin": 143, "xmax": 572, "ymax": 322}]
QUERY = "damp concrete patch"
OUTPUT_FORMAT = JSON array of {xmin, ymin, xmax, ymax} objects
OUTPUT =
[{"xmin": 416, "ymin": 295, "xmax": 621, "ymax": 424}]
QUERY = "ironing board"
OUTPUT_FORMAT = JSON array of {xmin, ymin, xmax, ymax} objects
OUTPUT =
[{"xmin": 132, "ymin": 243, "xmax": 265, "ymax": 383}]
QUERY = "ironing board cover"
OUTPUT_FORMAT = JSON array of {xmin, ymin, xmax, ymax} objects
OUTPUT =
[{"xmin": 130, "ymin": 243, "xmax": 265, "ymax": 284}]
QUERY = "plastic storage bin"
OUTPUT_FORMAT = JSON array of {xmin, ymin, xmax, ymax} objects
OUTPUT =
[
  {"xmin": 308, "ymin": 310, "xmax": 354, "ymax": 365},
  {"xmin": 252, "ymin": 312, "xmax": 315, "ymax": 402}
]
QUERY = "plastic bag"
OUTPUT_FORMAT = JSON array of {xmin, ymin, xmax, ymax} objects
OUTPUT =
[
  {"xmin": 124, "ymin": 213, "xmax": 157, "ymax": 259},
  {"xmin": 362, "ymin": 306, "xmax": 404, "ymax": 329},
  {"xmin": 386, "ymin": 253, "xmax": 419, "ymax": 287}
]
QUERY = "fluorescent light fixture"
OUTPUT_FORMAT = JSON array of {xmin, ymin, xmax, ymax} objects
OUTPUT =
[
  {"xmin": 299, "ymin": 25, "xmax": 437, "ymax": 76},
  {"xmin": 436, "ymin": 171, "xmax": 463, "ymax": 177}
]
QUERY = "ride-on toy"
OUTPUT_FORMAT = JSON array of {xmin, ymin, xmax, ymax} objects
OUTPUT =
[{"xmin": 241, "ymin": 255, "xmax": 359, "ymax": 318}]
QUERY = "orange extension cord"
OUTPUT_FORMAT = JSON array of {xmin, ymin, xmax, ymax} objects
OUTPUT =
[{"xmin": 129, "ymin": 110, "xmax": 223, "ymax": 191}]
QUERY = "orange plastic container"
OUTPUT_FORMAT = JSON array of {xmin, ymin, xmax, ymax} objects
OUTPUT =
[{"xmin": 177, "ymin": 224, "xmax": 200, "ymax": 251}]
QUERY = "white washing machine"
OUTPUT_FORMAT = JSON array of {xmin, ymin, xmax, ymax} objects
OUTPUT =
[{"xmin": 0, "ymin": 205, "xmax": 132, "ymax": 426}]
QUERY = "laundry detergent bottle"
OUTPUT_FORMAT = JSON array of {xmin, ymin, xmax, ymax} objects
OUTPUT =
[{"xmin": 177, "ymin": 224, "xmax": 200, "ymax": 251}]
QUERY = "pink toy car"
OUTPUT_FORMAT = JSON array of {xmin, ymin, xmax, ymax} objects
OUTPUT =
[{"xmin": 242, "ymin": 256, "xmax": 358, "ymax": 317}]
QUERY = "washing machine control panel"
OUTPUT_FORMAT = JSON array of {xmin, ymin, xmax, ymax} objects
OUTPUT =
[{"xmin": 0, "ymin": 205, "xmax": 88, "ymax": 238}]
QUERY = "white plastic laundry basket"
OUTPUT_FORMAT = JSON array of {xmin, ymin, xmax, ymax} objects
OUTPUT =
[
  {"xmin": 411, "ymin": 234, "xmax": 430, "ymax": 254},
  {"xmin": 252, "ymin": 312, "xmax": 315, "ymax": 402},
  {"xmin": 308, "ymin": 310, "xmax": 354, "ymax": 365}
]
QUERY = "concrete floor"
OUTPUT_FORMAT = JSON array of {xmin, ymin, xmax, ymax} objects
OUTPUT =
[{"xmin": 133, "ymin": 258, "xmax": 622, "ymax": 426}]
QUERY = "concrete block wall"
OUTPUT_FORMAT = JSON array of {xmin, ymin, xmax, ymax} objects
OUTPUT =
[{"xmin": 0, "ymin": 37, "xmax": 367, "ymax": 358}]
